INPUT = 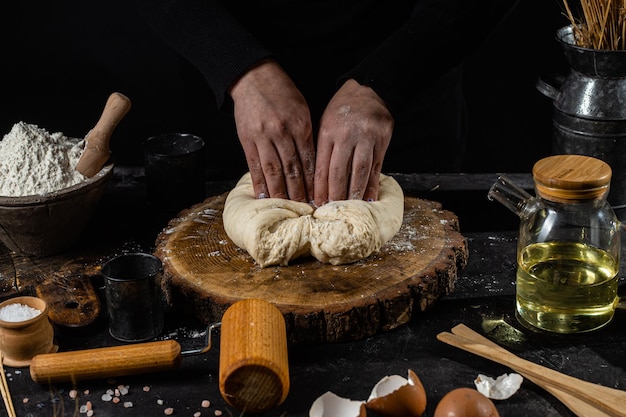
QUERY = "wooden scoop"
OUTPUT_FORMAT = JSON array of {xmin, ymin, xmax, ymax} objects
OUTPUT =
[
  {"xmin": 437, "ymin": 324, "xmax": 626, "ymax": 417},
  {"xmin": 75, "ymin": 92, "xmax": 131, "ymax": 177}
]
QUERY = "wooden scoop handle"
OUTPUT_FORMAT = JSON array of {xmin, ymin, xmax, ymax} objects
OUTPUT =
[
  {"xmin": 76, "ymin": 92, "xmax": 131, "ymax": 177},
  {"xmin": 29, "ymin": 340, "xmax": 182, "ymax": 384}
]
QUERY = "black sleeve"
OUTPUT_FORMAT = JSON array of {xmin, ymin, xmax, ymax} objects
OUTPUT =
[
  {"xmin": 135, "ymin": 0, "xmax": 519, "ymax": 115},
  {"xmin": 342, "ymin": 0, "xmax": 520, "ymax": 114},
  {"xmin": 134, "ymin": 0, "xmax": 273, "ymax": 108}
]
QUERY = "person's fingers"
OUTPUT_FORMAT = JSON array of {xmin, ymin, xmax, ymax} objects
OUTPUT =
[
  {"xmin": 276, "ymin": 150, "xmax": 307, "ymax": 202},
  {"xmin": 244, "ymin": 132, "xmax": 314, "ymax": 202},
  {"xmin": 273, "ymin": 128, "xmax": 313, "ymax": 202},
  {"xmin": 230, "ymin": 59, "xmax": 314, "ymax": 202},
  {"xmin": 242, "ymin": 144, "xmax": 269, "ymax": 199},
  {"xmin": 348, "ymin": 143, "xmax": 374, "ymax": 200},
  {"xmin": 314, "ymin": 79, "xmax": 393, "ymax": 204},
  {"xmin": 362, "ymin": 160, "xmax": 382, "ymax": 202},
  {"xmin": 360, "ymin": 136, "xmax": 387, "ymax": 201},
  {"xmin": 255, "ymin": 139, "xmax": 289, "ymax": 199},
  {"xmin": 313, "ymin": 136, "xmax": 333, "ymax": 206},
  {"xmin": 327, "ymin": 148, "xmax": 352, "ymax": 202},
  {"xmin": 296, "ymin": 132, "xmax": 316, "ymax": 203}
]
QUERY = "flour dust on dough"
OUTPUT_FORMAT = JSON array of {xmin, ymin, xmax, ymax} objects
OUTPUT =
[{"xmin": 222, "ymin": 172, "xmax": 404, "ymax": 267}]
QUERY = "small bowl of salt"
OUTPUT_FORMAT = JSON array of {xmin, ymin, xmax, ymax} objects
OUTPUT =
[{"xmin": 0, "ymin": 296, "xmax": 57, "ymax": 367}]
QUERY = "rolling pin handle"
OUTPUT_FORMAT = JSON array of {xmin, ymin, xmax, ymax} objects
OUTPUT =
[{"xmin": 30, "ymin": 340, "xmax": 182, "ymax": 384}]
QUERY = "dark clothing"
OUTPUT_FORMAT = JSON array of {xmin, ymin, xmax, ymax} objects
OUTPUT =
[{"xmin": 136, "ymin": 0, "xmax": 518, "ymax": 176}]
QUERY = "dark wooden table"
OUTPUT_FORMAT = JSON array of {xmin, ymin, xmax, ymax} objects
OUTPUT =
[{"xmin": 1, "ymin": 167, "xmax": 625, "ymax": 417}]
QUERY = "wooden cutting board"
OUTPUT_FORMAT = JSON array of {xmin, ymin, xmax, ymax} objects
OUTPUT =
[
  {"xmin": 155, "ymin": 193, "xmax": 468, "ymax": 344},
  {"xmin": 0, "ymin": 244, "xmax": 102, "ymax": 328}
]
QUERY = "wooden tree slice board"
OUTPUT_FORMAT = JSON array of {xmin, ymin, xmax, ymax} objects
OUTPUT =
[{"xmin": 155, "ymin": 193, "xmax": 468, "ymax": 344}]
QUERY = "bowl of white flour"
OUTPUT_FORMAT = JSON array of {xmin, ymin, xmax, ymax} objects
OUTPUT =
[{"xmin": 0, "ymin": 122, "xmax": 114, "ymax": 256}]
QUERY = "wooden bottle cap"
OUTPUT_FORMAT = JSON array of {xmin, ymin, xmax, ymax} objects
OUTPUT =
[{"xmin": 532, "ymin": 154, "xmax": 612, "ymax": 202}]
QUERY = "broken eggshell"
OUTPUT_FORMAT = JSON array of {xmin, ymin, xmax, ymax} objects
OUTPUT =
[
  {"xmin": 474, "ymin": 373, "xmax": 523, "ymax": 400},
  {"xmin": 365, "ymin": 369, "xmax": 427, "ymax": 417},
  {"xmin": 309, "ymin": 370, "xmax": 427, "ymax": 417},
  {"xmin": 309, "ymin": 391, "xmax": 366, "ymax": 417}
]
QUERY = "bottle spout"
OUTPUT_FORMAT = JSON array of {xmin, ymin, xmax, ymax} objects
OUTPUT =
[{"xmin": 488, "ymin": 175, "xmax": 533, "ymax": 216}]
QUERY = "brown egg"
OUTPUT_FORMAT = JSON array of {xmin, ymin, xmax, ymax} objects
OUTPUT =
[
  {"xmin": 365, "ymin": 369, "xmax": 427, "ymax": 417},
  {"xmin": 434, "ymin": 387, "xmax": 500, "ymax": 417}
]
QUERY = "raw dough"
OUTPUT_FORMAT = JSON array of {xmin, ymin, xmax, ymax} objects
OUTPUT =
[{"xmin": 223, "ymin": 173, "xmax": 404, "ymax": 267}]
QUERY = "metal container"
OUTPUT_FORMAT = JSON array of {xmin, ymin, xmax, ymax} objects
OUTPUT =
[
  {"xmin": 537, "ymin": 25, "xmax": 626, "ymax": 215},
  {"xmin": 143, "ymin": 133, "xmax": 206, "ymax": 213},
  {"xmin": 102, "ymin": 253, "xmax": 164, "ymax": 342}
]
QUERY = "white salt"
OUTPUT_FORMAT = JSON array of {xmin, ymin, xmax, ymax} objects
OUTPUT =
[{"xmin": 0, "ymin": 303, "xmax": 42, "ymax": 322}]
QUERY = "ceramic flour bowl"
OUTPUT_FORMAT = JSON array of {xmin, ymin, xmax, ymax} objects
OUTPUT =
[
  {"xmin": 0, "ymin": 161, "xmax": 113, "ymax": 256},
  {"xmin": 0, "ymin": 296, "xmax": 57, "ymax": 367}
]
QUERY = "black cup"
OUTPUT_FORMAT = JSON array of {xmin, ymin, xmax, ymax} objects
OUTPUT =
[
  {"xmin": 102, "ymin": 253, "xmax": 164, "ymax": 342},
  {"xmin": 143, "ymin": 133, "xmax": 206, "ymax": 212}
]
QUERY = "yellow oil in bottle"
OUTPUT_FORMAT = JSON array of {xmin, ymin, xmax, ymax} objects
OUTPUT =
[{"xmin": 516, "ymin": 241, "xmax": 619, "ymax": 333}]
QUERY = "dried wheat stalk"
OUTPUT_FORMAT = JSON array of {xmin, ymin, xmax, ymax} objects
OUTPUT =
[{"xmin": 562, "ymin": 0, "xmax": 626, "ymax": 50}]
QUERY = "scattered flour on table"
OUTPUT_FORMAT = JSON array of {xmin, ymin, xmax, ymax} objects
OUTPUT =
[{"xmin": 0, "ymin": 121, "xmax": 86, "ymax": 197}]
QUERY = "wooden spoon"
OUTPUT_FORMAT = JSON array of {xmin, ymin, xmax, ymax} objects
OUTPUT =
[
  {"xmin": 75, "ymin": 92, "xmax": 131, "ymax": 177},
  {"xmin": 446, "ymin": 324, "xmax": 614, "ymax": 417},
  {"xmin": 437, "ymin": 324, "xmax": 626, "ymax": 417}
]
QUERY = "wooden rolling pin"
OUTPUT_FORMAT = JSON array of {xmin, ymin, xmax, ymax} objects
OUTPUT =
[
  {"xmin": 30, "ymin": 299, "xmax": 289, "ymax": 414},
  {"xmin": 75, "ymin": 92, "xmax": 131, "ymax": 177}
]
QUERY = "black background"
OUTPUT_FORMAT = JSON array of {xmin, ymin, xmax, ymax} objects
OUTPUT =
[{"xmin": 1, "ymin": 0, "xmax": 567, "ymax": 176}]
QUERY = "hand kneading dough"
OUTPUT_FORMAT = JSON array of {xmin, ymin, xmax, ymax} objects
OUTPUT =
[{"xmin": 222, "ymin": 173, "xmax": 404, "ymax": 267}]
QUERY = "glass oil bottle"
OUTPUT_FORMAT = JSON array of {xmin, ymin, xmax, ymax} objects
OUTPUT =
[{"xmin": 489, "ymin": 155, "xmax": 621, "ymax": 333}]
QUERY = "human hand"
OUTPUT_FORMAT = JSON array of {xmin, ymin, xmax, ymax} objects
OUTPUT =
[
  {"xmin": 314, "ymin": 79, "xmax": 394, "ymax": 206},
  {"xmin": 229, "ymin": 59, "xmax": 315, "ymax": 202}
]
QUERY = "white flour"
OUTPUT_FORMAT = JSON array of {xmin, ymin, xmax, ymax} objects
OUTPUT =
[{"xmin": 0, "ymin": 121, "xmax": 87, "ymax": 197}]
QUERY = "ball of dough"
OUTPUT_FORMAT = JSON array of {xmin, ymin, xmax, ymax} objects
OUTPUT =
[{"xmin": 222, "ymin": 173, "xmax": 404, "ymax": 267}]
